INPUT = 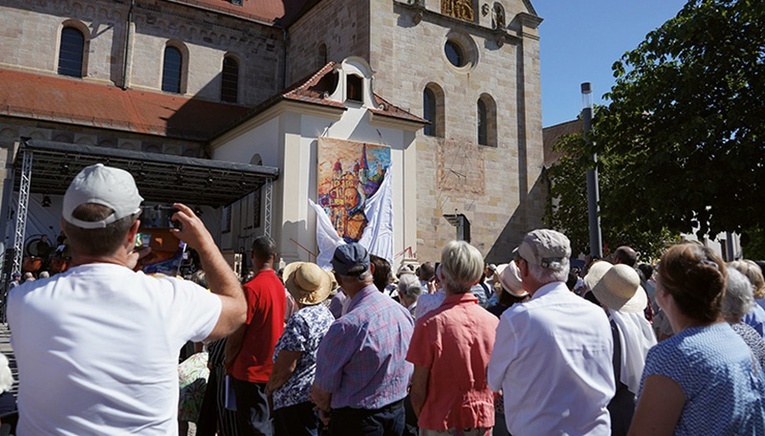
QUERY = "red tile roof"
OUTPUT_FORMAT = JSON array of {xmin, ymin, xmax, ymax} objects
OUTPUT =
[
  {"xmin": 370, "ymin": 94, "xmax": 428, "ymax": 125},
  {"xmin": 281, "ymin": 62, "xmax": 346, "ymax": 109},
  {"xmin": 0, "ymin": 69, "xmax": 251, "ymax": 141},
  {"xmin": 169, "ymin": 0, "xmax": 313, "ymax": 25}
]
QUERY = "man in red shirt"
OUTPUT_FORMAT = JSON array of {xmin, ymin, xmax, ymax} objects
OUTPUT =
[{"xmin": 225, "ymin": 236, "xmax": 286, "ymax": 435}]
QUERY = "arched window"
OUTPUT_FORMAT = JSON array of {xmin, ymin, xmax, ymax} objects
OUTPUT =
[
  {"xmin": 58, "ymin": 27, "xmax": 85, "ymax": 77},
  {"xmin": 221, "ymin": 56, "xmax": 239, "ymax": 103},
  {"xmin": 162, "ymin": 46, "xmax": 183, "ymax": 93},
  {"xmin": 477, "ymin": 94, "xmax": 497, "ymax": 147},
  {"xmin": 477, "ymin": 99, "xmax": 488, "ymax": 145},
  {"xmin": 423, "ymin": 88, "xmax": 436, "ymax": 137},
  {"xmin": 423, "ymin": 83, "xmax": 445, "ymax": 138}
]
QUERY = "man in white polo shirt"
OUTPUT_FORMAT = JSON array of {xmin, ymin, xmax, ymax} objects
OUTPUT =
[
  {"xmin": 8, "ymin": 163, "xmax": 246, "ymax": 434},
  {"xmin": 488, "ymin": 229, "xmax": 615, "ymax": 435}
]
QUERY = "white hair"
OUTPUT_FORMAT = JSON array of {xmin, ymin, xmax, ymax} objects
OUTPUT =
[
  {"xmin": 397, "ymin": 274, "xmax": 423, "ymax": 300},
  {"xmin": 0, "ymin": 353, "xmax": 13, "ymax": 393},
  {"xmin": 440, "ymin": 240, "xmax": 484, "ymax": 294},
  {"xmin": 722, "ymin": 268, "xmax": 754, "ymax": 322},
  {"xmin": 528, "ymin": 257, "xmax": 570, "ymax": 285}
]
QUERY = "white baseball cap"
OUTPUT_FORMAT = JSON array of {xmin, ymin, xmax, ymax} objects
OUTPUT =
[
  {"xmin": 62, "ymin": 164, "xmax": 143, "ymax": 229},
  {"xmin": 513, "ymin": 229, "xmax": 571, "ymax": 269}
]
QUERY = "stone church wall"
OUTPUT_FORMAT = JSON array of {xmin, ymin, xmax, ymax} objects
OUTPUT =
[
  {"xmin": 286, "ymin": 0, "xmax": 370, "ymax": 85},
  {"xmin": 368, "ymin": 1, "xmax": 545, "ymax": 262},
  {"xmin": 0, "ymin": 0, "xmax": 282, "ymax": 107}
]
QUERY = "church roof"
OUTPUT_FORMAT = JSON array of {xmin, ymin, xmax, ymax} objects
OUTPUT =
[
  {"xmin": 0, "ymin": 69, "xmax": 251, "ymax": 141},
  {"xmin": 169, "ymin": 0, "xmax": 314, "ymax": 25},
  {"xmin": 281, "ymin": 62, "xmax": 427, "ymax": 124}
]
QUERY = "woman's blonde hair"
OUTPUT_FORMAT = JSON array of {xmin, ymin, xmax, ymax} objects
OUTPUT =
[
  {"xmin": 728, "ymin": 260, "xmax": 765, "ymax": 300},
  {"xmin": 439, "ymin": 240, "xmax": 484, "ymax": 294}
]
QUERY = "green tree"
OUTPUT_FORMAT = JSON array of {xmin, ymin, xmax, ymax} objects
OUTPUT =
[
  {"xmin": 593, "ymin": 0, "xmax": 765, "ymax": 243},
  {"xmin": 545, "ymin": 130, "xmax": 680, "ymax": 259}
]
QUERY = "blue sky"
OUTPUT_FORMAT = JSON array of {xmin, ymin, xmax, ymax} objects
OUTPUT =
[{"xmin": 535, "ymin": 0, "xmax": 687, "ymax": 127}]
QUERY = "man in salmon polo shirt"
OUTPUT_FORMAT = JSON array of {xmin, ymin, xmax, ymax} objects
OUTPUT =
[
  {"xmin": 407, "ymin": 240, "xmax": 499, "ymax": 435},
  {"xmin": 225, "ymin": 236, "xmax": 286, "ymax": 435}
]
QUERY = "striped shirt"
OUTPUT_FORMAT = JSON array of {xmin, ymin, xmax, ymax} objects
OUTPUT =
[{"xmin": 314, "ymin": 284, "xmax": 414, "ymax": 409}]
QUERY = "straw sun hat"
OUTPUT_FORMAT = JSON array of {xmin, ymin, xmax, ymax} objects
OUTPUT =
[
  {"xmin": 283, "ymin": 262, "xmax": 333, "ymax": 306},
  {"xmin": 584, "ymin": 260, "xmax": 613, "ymax": 291},
  {"xmin": 591, "ymin": 264, "xmax": 648, "ymax": 313},
  {"xmin": 497, "ymin": 261, "xmax": 528, "ymax": 298}
]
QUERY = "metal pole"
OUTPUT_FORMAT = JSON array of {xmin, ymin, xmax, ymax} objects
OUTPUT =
[{"xmin": 582, "ymin": 83, "xmax": 603, "ymax": 257}]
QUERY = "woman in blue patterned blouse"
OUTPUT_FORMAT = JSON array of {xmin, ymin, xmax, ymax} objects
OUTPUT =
[
  {"xmin": 629, "ymin": 243, "xmax": 765, "ymax": 435},
  {"xmin": 265, "ymin": 262, "xmax": 335, "ymax": 436}
]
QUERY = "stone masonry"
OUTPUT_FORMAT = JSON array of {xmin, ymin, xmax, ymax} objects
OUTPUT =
[
  {"xmin": 0, "ymin": 0, "xmax": 546, "ymax": 265},
  {"xmin": 288, "ymin": 0, "xmax": 545, "ymax": 262}
]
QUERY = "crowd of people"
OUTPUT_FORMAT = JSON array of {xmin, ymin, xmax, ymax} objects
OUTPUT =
[{"xmin": 4, "ymin": 163, "xmax": 765, "ymax": 436}]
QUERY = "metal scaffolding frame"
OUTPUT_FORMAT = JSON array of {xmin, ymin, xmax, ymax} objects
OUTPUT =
[
  {"xmin": 12, "ymin": 149, "xmax": 32, "ymax": 276},
  {"xmin": 264, "ymin": 178, "xmax": 273, "ymax": 238}
]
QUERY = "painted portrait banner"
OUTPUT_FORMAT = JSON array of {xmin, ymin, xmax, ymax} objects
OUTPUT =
[{"xmin": 317, "ymin": 138, "xmax": 391, "ymax": 243}]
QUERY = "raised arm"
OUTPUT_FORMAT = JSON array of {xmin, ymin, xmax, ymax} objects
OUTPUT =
[{"xmin": 171, "ymin": 203, "xmax": 246, "ymax": 340}]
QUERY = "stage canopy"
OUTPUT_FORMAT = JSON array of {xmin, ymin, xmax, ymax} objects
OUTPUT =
[
  {"xmin": 5, "ymin": 138, "xmax": 279, "ymax": 276},
  {"xmin": 12, "ymin": 139, "xmax": 279, "ymax": 207}
]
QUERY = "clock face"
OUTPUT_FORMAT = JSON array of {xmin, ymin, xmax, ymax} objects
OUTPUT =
[{"xmin": 436, "ymin": 138, "xmax": 485, "ymax": 195}]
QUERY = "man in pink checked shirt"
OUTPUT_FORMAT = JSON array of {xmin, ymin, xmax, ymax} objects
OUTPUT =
[{"xmin": 310, "ymin": 243, "xmax": 414, "ymax": 435}]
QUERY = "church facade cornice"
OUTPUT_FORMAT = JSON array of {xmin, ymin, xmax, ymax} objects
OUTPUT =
[{"xmin": 393, "ymin": 0, "xmax": 521, "ymax": 47}]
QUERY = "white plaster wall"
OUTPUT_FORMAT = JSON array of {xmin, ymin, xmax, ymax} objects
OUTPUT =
[
  {"xmin": 213, "ymin": 103, "xmax": 418, "ymax": 268},
  {"xmin": 213, "ymin": 117, "xmax": 281, "ymax": 167},
  {"xmin": 298, "ymin": 107, "xmax": 416, "ymax": 267}
]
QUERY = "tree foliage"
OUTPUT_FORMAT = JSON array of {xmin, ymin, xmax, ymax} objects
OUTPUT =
[
  {"xmin": 545, "ymin": 130, "xmax": 680, "ymax": 259},
  {"xmin": 550, "ymin": 0, "xmax": 764, "ymax": 258}
]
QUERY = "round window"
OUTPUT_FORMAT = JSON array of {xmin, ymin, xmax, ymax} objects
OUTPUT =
[{"xmin": 444, "ymin": 40, "xmax": 465, "ymax": 68}]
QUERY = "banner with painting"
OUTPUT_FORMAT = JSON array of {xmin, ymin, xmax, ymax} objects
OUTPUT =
[{"xmin": 313, "ymin": 138, "xmax": 393, "ymax": 267}]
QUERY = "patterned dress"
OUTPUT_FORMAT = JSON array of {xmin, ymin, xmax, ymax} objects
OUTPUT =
[
  {"xmin": 730, "ymin": 322, "xmax": 765, "ymax": 369},
  {"xmin": 639, "ymin": 323, "xmax": 765, "ymax": 435},
  {"xmin": 272, "ymin": 304, "xmax": 334, "ymax": 410}
]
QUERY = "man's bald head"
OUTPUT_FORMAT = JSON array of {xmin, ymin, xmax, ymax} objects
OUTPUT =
[{"xmin": 613, "ymin": 246, "xmax": 637, "ymax": 267}]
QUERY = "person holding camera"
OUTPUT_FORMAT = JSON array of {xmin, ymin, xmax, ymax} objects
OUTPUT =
[{"xmin": 8, "ymin": 163, "xmax": 246, "ymax": 434}]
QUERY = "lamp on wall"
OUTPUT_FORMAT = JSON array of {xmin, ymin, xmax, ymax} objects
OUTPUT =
[{"xmin": 42, "ymin": 195, "xmax": 52, "ymax": 207}]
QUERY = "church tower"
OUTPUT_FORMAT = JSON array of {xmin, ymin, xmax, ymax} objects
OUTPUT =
[{"xmin": 287, "ymin": 0, "xmax": 544, "ymax": 262}]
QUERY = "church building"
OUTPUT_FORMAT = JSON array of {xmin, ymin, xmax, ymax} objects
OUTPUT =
[{"xmin": 0, "ymin": 0, "xmax": 544, "ymax": 270}]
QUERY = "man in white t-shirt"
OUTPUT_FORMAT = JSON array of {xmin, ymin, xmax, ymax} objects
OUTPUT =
[{"xmin": 8, "ymin": 163, "xmax": 246, "ymax": 434}]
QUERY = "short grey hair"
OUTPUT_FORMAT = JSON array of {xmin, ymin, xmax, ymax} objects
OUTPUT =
[
  {"xmin": 397, "ymin": 274, "xmax": 423, "ymax": 301},
  {"xmin": 527, "ymin": 257, "xmax": 569, "ymax": 285},
  {"xmin": 722, "ymin": 267, "xmax": 754, "ymax": 322},
  {"xmin": 439, "ymin": 240, "xmax": 484, "ymax": 294}
]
